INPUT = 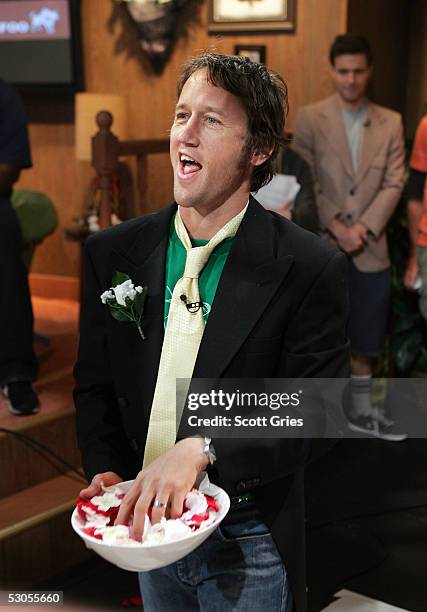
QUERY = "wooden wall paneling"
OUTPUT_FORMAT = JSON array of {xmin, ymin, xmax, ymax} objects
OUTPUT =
[
  {"xmin": 15, "ymin": 0, "xmax": 350, "ymax": 278},
  {"xmin": 307, "ymin": 0, "xmax": 349, "ymax": 105},
  {"xmin": 143, "ymin": 155, "xmax": 174, "ymax": 213},
  {"xmin": 405, "ymin": 0, "xmax": 427, "ymax": 137},
  {"xmin": 347, "ymin": 0, "xmax": 411, "ymax": 115},
  {"xmin": 136, "ymin": 154, "xmax": 148, "ymax": 211},
  {"xmin": 16, "ymin": 125, "xmax": 92, "ymax": 278}
]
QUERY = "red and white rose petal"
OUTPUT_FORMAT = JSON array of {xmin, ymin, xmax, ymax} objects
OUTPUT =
[
  {"xmin": 76, "ymin": 488, "xmax": 124, "ymax": 529},
  {"xmin": 76, "ymin": 489, "xmax": 219, "ymax": 545},
  {"xmin": 90, "ymin": 489, "xmax": 124, "ymax": 512}
]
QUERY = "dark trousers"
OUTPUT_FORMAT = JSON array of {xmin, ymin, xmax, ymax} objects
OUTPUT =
[{"xmin": 0, "ymin": 198, "xmax": 37, "ymax": 384}]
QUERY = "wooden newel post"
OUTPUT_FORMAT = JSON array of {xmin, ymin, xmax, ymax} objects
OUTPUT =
[{"xmin": 92, "ymin": 110, "xmax": 119, "ymax": 229}]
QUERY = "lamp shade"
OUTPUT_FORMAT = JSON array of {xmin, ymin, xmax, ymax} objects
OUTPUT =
[{"xmin": 75, "ymin": 93, "xmax": 128, "ymax": 161}]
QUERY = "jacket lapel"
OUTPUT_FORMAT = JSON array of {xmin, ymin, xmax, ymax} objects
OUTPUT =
[
  {"xmin": 318, "ymin": 95, "xmax": 354, "ymax": 179},
  {"xmin": 355, "ymin": 103, "xmax": 387, "ymax": 184},
  {"xmin": 110, "ymin": 204, "xmax": 176, "ymax": 422},
  {"xmin": 193, "ymin": 197, "xmax": 294, "ymax": 378}
]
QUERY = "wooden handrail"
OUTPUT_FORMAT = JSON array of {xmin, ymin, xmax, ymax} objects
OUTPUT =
[
  {"xmin": 92, "ymin": 110, "xmax": 169, "ymax": 229},
  {"xmin": 119, "ymin": 139, "xmax": 170, "ymax": 156}
]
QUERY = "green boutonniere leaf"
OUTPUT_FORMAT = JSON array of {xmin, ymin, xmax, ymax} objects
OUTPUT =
[
  {"xmin": 108, "ymin": 304, "xmax": 134, "ymax": 323},
  {"xmin": 112, "ymin": 270, "xmax": 131, "ymax": 286},
  {"xmin": 133, "ymin": 286, "xmax": 148, "ymax": 314}
]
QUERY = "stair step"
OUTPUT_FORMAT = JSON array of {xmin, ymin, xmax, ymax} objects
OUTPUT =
[
  {"xmin": 0, "ymin": 472, "xmax": 84, "ymax": 541},
  {"xmin": 0, "ymin": 472, "xmax": 92, "ymax": 588},
  {"xmin": 0, "ymin": 293, "xmax": 91, "ymax": 588},
  {"xmin": 0, "ymin": 375, "xmax": 82, "ymax": 499}
]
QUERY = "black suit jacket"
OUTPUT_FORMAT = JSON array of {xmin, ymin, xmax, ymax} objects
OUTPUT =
[{"xmin": 74, "ymin": 196, "xmax": 349, "ymax": 611}]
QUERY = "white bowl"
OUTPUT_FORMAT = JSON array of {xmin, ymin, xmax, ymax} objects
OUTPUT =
[{"xmin": 71, "ymin": 478, "xmax": 230, "ymax": 572}]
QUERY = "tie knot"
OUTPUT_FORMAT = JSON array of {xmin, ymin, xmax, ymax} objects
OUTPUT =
[{"xmin": 183, "ymin": 246, "xmax": 211, "ymax": 279}]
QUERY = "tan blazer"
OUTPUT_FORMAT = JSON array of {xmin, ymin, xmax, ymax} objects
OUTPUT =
[{"xmin": 293, "ymin": 94, "xmax": 405, "ymax": 271}]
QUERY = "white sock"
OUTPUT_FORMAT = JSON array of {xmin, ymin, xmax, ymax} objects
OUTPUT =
[{"xmin": 350, "ymin": 375, "xmax": 372, "ymax": 417}]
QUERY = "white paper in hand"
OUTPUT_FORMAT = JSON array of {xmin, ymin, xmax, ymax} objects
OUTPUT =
[{"xmin": 253, "ymin": 174, "xmax": 301, "ymax": 211}]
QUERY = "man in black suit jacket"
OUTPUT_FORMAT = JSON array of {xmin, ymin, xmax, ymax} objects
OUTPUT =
[{"xmin": 74, "ymin": 54, "xmax": 349, "ymax": 612}]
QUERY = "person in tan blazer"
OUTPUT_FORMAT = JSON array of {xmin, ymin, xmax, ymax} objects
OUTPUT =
[{"xmin": 293, "ymin": 35, "xmax": 405, "ymax": 440}]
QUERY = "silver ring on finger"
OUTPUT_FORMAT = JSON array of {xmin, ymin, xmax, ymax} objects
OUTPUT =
[{"xmin": 153, "ymin": 499, "xmax": 166, "ymax": 509}]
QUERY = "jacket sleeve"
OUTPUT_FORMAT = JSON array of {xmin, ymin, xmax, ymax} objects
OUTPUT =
[
  {"xmin": 293, "ymin": 108, "xmax": 341, "ymax": 229},
  {"xmin": 358, "ymin": 116, "xmax": 405, "ymax": 237},
  {"xmin": 210, "ymin": 251, "xmax": 350, "ymax": 494},
  {"xmin": 73, "ymin": 237, "xmax": 137, "ymax": 482}
]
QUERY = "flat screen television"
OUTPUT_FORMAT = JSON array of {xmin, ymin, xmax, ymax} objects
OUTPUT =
[{"xmin": 0, "ymin": 0, "xmax": 83, "ymax": 93}]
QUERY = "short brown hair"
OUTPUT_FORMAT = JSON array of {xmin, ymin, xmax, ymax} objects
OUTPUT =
[
  {"xmin": 177, "ymin": 53, "xmax": 288, "ymax": 192},
  {"xmin": 329, "ymin": 34, "xmax": 373, "ymax": 66}
]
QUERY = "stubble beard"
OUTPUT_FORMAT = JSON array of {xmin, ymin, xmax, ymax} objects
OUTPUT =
[{"xmin": 174, "ymin": 140, "xmax": 253, "ymax": 209}]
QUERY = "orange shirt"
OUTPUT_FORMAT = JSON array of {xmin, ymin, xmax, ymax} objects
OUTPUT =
[{"xmin": 410, "ymin": 115, "xmax": 427, "ymax": 247}]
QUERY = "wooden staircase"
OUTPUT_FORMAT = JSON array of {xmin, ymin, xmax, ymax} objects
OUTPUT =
[{"xmin": 0, "ymin": 295, "xmax": 93, "ymax": 588}]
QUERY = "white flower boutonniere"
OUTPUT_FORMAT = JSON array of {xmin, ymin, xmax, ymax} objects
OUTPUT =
[{"xmin": 101, "ymin": 271, "xmax": 148, "ymax": 340}]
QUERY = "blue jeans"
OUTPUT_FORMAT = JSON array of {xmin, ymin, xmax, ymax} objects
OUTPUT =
[{"xmin": 138, "ymin": 502, "xmax": 293, "ymax": 611}]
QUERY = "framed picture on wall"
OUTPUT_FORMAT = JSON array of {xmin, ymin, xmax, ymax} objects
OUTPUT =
[
  {"xmin": 208, "ymin": 0, "xmax": 296, "ymax": 33},
  {"xmin": 234, "ymin": 45, "xmax": 266, "ymax": 65}
]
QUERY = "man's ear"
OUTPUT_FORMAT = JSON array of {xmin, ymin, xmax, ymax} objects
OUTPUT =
[{"xmin": 250, "ymin": 147, "xmax": 274, "ymax": 168}]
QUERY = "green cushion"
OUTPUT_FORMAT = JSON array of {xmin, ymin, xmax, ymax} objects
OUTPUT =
[{"xmin": 11, "ymin": 189, "xmax": 58, "ymax": 244}]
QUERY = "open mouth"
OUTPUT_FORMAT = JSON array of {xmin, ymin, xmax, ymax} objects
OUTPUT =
[{"xmin": 179, "ymin": 153, "xmax": 202, "ymax": 176}]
